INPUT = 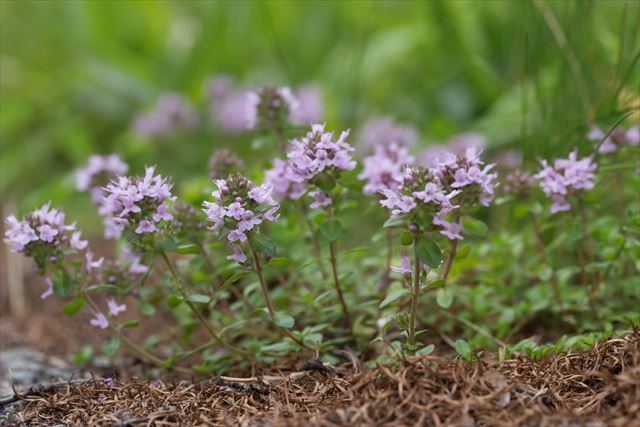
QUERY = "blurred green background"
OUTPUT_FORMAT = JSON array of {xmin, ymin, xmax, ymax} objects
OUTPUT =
[{"xmin": 1, "ymin": 0, "xmax": 638, "ymax": 232}]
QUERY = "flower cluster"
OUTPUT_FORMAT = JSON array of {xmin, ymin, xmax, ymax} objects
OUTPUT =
[
  {"xmin": 358, "ymin": 117, "xmax": 418, "ymax": 151},
  {"xmin": 359, "ymin": 142, "xmax": 415, "ymax": 195},
  {"xmin": 75, "ymin": 154, "xmax": 129, "ymax": 204},
  {"xmin": 134, "ymin": 93, "xmax": 198, "ymax": 138},
  {"xmin": 587, "ymin": 125, "xmax": 640, "ymax": 154},
  {"xmin": 419, "ymin": 133, "xmax": 486, "ymax": 167},
  {"xmin": 202, "ymin": 173, "xmax": 280, "ymax": 263},
  {"xmin": 535, "ymin": 150, "xmax": 597, "ymax": 213},
  {"xmin": 101, "ymin": 166, "xmax": 174, "ymax": 238},
  {"xmin": 209, "ymin": 149, "xmax": 244, "ymax": 180},
  {"xmin": 264, "ymin": 158, "xmax": 306, "ymax": 201},
  {"xmin": 4, "ymin": 203, "xmax": 87, "ymax": 262},
  {"xmin": 379, "ymin": 167, "xmax": 463, "ymax": 239},
  {"xmin": 246, "ymin": 85, "xmax": 300, "ymax": 131},
  {"xmin": 432, "ymin": 147, "xmax": 498, "ymax": 208},
  {"xmin": 503, "ymin": 170, "xmax": 536, "ymax": 196}
]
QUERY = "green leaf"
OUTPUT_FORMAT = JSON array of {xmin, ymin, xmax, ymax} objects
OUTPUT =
[
  {"xmin": 315, "ymin": 174, "xmax": 336, "ymax": 192},
  {"xmin": 436, "ymin": 288, "xmax": 454, "ymax": 309},
  {"xmin": 319, "ymin": 219, "xmax": 345, "ymax": 242},
  {"xmin": 176, "ymin": 244, "xmax": 200, "ymax": 255},
  {"xmin": 167, "ymin": 294, "xmax": 184, "ymax": 308},
  {"xmin": 268, "ymin": 257, "xmax": 291, "ymax": 268},
  {"xmin": 62, "ymin": 297, "xmax": 85, "ymax": 316},
  {"xmin": 313, "ymin": 212, "xmax": 327, "ymax": 225},
  {"xmin": 221, "ymin": 271, "xmax": 249, "ymax": 289},
  {"xmin": 416, "ymin": 239, "xmax": 443, "ymax": 268},
  {"xmin": 456, "ymin": 244, "xmax": 471, "ymax": 259},
  {"xmin": 102, "ymin": 336, "xmax": 121, "ymax": 358},
  {"xmin": 425, "ymin": 279, "xmax": 446, "ymax": 289},
  {"xmin": 380, "ymin": 288, "xmax": 411, "ymax": 308},
  {"xmin": 53, "ymin": 273, "xmax": 74, "ymax": 298},
  {"xmin": 462, "ymin": 217, "xmax": 488, "ymax": 237},
  {"xmin": 416, "ymin": 344, "xmax": 435, "ymax": 356},
  {"xmin": 383, "ymin": 215, "xmax": 408, "ymax": 229},
  {"xmin": 400, "ymin": 231, "xmax": 413, "ymax": 246},
  {"xmin": 186, "ymin": 294, "xmax": 211, "ymax": 304},
  {"xmin": 250, "ymin": 234, "xmax": 277, "ymax": 256},
  {"xmin": 71, "ymin": 345, "xmax": 93, "ymax": 365},
  {"xmin": 455, "ymin": 339, "xmax": 471, "ymax": 356},
  {"xmin": 122, "ymin": 320, "xmax": 140, "ymax": 329},
  {"xmin": 158, "ymin": 237, "xmax": 177, "ymax": 252},
  {"xmin": 140, "ymin": 303, "xmax": 156, "ymax": 316},
  {"xmin": 274, "ymin": 312, "xmax": 295, "ymax": 328}
]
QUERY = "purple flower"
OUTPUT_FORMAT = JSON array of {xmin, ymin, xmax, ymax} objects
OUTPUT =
[
  {"xmin": 75, "ymin": 155, "xmax": 129, "ymax": 204},
  {"xmin": 90, "ymin": 312, "xmax": 109, "ymax": 329},
  {"xmin": 359, "ymin": 142, "xmax": 415, "ymax": 195},
  {"xmin": 535, "ymin": 150, "xmax": 596, "ymax": 214},
  {"xmin": 133, "ymin": 93, "xmax": 198, "ymax": 138},
  {"xmin": 287, "ymin": 123, "xmax": 356, "ymax": 183},
  {"xmin": 227, "ymin": 245, "xmax": 247, "ymax": 264},
  {"xmin": 105, "ymin": 378, "xmax": 115, "ymax": 387},
  {"xmin": 4, "ymin": 202, "xmax": 85, "ymax": 256},
  {"xmin": 309, "ymin": 191, "xmax": 332, "ymax": 209},
  {"xmin": 419, "ymin": 133, "xmax": 486, "ymax": 168},
  {"xmin": 358, "ymin": 117, "xmax": 419, "ymax": 151},
  {"xmin": 107, "ymin": 298, "xmax": 127, "ymax": 316},
  {"xmin": 588, "ymin": 124, "xmax": 640, "ymax": 154},
  {"xmin": 264, "ymin": 158, "xmax": 306, "ymax": 201},
  {"xmin": 391, "ymin": 256, "xmax": 412, "ymax": 276},
  {"xmin": 290, "ymin": 84, "xmax": 324, "ymax": 125},
  {"xmin": 101, "ymin": 166, "xmax": 174, "ymax": 238},
  {"xmin": 203, "ymin": 173, "xmax": 280, "ymax": 245},
  {"xmin": 85, "ymin": 250, "xmax": 105, "ymax": 273}
]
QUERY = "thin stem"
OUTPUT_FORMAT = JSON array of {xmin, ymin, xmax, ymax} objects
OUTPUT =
[
  {"xmin": 408, "ymin": 239, "xmax": 422, "ymax": 349},
  {"xmin": 160, "ymin": 252, "xmax": 252, "ymax": 357},
  {"xmin": 442, "ymin": 213, "xmax": 462, "ymax": 283},
  {"xmin": 578, "ymin": 200, "xmax": 602, "ymax": 318},
  {"xmin": 328, "ymin": 240, "xmax": 354, "ymax": 339},
  {"xmin": 300, "ymin": 204, "xmax": 328, "ymax": 279},
  {"xmin": 530, "ymin": 213, "xmax": 565, "ymax": 313},
  {"xmin": 249, "ymin": 247, "xmax": 312, "ymax": 351},
  {"xmin": 81, "ymin": 288, "xmax": 192, "ymax": 374}
]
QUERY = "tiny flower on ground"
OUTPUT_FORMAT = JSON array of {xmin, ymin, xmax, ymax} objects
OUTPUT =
[{"xmin": 90, "ymin": 312, "xmax": 109, "ymax": 329}]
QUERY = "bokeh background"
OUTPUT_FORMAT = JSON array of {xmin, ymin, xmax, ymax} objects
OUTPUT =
[{"xmin": 1, "ymin": 0, "xmax": 638, "ymax": 229}]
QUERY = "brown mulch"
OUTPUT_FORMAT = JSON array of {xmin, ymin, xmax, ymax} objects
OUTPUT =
[{"xmin": 3, "ymin": 332, "xmax": 639, "ymax": 426}]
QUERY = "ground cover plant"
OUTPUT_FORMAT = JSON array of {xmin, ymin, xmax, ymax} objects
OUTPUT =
[{"xmin": 1, "ymin": 1, "xmax": 639, "ymax": 425}]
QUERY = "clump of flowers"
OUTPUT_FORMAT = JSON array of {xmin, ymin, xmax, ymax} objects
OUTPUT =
[
  {"xmin": 4, "ymin": 202, "xmax": 87, "ymax": 269},
  {"xmin": 134, "ymin": 93, "xmax": 199, "ymax": 138},
  {"xmin": 359, "ymin": 142, "xmax": 415, "ymax": 195},
  {"xmin": 101, "ymin": 166, "xmax": 175, "ymax": 239},
  {"xmin": 264, "ymin": 158, "xmax": 306, "ymax": 201},
  {"xmin": 379, "ymin": 167, "xmax": 462, "ymax": 239},
  {"xmin": 433, "ymin": 147, "xmax": 498, "ymax": 208},
  {"xmin": 209, "ymin": 149, "xmax": 244, "ymax": 180},
  {"xmin": 587, "ymin": 124, "xmax": 640, "ymax": 154},
  {"xmin": 202, "ymin": 173, "xmax": 280, "ymax": 263},
  {"xmin": 358, "ymin": 117, "xmax": 418, "ymax": 151},
  {"xmin": 419, "ymin": 132, "xmax": 486, "ymax": 167},
  {"xmin": 535, "ymin": 150, "xmax": 597, "ymax": 213},
  {"xmin": 503, "ymin": 170, "xmax": 536, "ymax": 196},
  {"xmin": 75, "ymin": 154, "xmax": 129, "ymax": 204},
  {"xmin": 246, "ymin": 86, "xmax": 300, "ymax": 132}
]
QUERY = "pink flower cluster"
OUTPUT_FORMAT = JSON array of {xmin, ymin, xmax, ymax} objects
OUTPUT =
[
  {"xmin": 587, "ymin": 125, "xmax": 640, "ymax": 154},
  {"xmin": 433, "ymin": 147, "xmax": 498, "ymax": 208},
  {"xmin": 202, "ymin": 173, "xmax": 280, "ymax": 263},
  {"xmin": 101, "ymin": 166, "xmax": 175, "ymax": 238},
  {"xmin": 535, "ymin": 150, "xmax": 597, "ymax": 213},
  {"xmin": 379, "ymin": 167, "xmax": 463, "ymax": 239},
  {"xmin": 4, "ymin": 202, "xmax": 87, "ymax": 254},
  {"xmin": 359, "ymin": 142, "xmax": 415, "ymax": 195},
  {"xmin": 419, "ymin": 132, "xmax": 486, "ymax": 167},
  {"xmin": 205, "ymin": 76, "xmax": 324, "ymax": 133},
  {"xmin": 75, "ymin": 154, "xmax": 129, "ymax": 204},
  {"xmin": 134, "ymin": 93, "xmax": 198, "ymax": 138},
  {"xmin": 358, "ymin": 117, "xmax": 418, "ymax": 151},
  {"xmin": 264, "ymin": 158, "xmax": 306, "ymax": 201}
]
